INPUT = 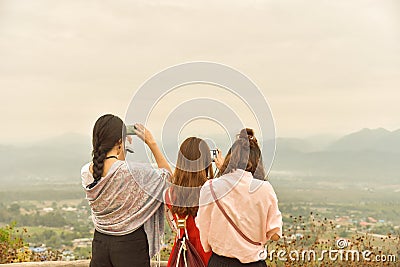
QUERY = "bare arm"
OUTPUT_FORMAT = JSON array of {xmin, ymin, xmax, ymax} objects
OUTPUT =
[
  {"xmin": 147, "ymin": 140, "xmax": 172, "ymax": 174},
  {"xmin": 266, "ymin": 185, "xmax": 283, "ymax": 241},
  {"xmin": 270, "ymin": 233, "xmax": 280, "ymax": 241},
  {"xmin": 134, "ymin": 123, "xmax": 172, "ymax": 174},
  {"xmin": 196, "ymin": 185, "xmax": 213, "ymax": 252}
]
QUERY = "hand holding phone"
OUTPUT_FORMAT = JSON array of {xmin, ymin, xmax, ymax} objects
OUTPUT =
[
  {"xmin": 126, "ymin": 125, "xmax": 137, "ymax": 135},
  {"xmin": 210, "ymin": 149, "xmax": 218, "ymax": 162}
]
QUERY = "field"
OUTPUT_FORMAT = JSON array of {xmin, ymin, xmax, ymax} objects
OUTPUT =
[{"xmin": 1, "ymin": 176, "xmax": 399, "ymax": 265}]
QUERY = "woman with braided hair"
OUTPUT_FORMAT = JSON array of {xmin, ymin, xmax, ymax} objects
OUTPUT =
[
  {"xmin": 196, "ymin": 128, "xmax": 283, "ymax": 266},
  {"xmin": 81, "ymin": 114, "xmax": 171, "ymax": 267}
]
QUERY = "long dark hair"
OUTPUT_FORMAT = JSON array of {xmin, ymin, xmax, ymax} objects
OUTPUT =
[
  {"xmin": 218, "ymin": 128, "xmax": 266, "ymax": 180},
  {"xmin": 170, "ymin": 137, "xmax": 214, "ymax": 216},
  {"xmin": 87, "ymin": 114, "xmax": 126, "ymax": 189}
]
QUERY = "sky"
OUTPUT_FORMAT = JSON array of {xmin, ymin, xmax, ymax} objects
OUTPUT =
[{"xmin": 0, "ymin": 0, "xmax": 399, "ymax": 144}]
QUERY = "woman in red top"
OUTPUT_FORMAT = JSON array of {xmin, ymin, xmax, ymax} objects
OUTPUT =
[{"xmin": 165, "ymin": 137, "xmax": 214, "ymax": 266}]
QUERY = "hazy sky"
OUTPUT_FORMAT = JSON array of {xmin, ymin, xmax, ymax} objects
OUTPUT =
[{"xmin": 1, "ymin": 0, "xmax": 399, "ymax": 143}]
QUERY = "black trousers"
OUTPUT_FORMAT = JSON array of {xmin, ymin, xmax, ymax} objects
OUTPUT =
[
  {"xmin": 208, "ymin": 252, "xmax": 267, "ymax": 267},
  {"xmin": 90, "ymin": 226, "xmax": 150, "ymax": 267}
]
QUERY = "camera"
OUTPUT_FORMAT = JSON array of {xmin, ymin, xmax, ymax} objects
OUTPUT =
[
  {"xmin": 126, "ymin": 125, "xmax": 137, "ymax": 135},
  {"xmin": 210, "ymin": 149, "xmax": 218, "ymax": 162}
]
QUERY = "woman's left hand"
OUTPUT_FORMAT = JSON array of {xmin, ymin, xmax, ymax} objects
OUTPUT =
[{"xmin": 133, "ymin": 123, "xmax": 156, "ymax": 147}]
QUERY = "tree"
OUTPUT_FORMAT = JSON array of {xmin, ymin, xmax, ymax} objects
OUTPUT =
[
  {"xmin": 42, "ymin": 230, "xmax": 56, "ymax": 240},
  {"xmin": 7, "ymin": 204, "xmax": 20, "ymax": 215}
]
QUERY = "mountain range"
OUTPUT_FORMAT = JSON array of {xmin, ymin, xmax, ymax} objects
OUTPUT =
[
  {"xmin": 273, "ymin": 128, "xmax": 400, "ymax": 183},
  {"xmin": 0, "ymin": 128, "xmax": 399, "ymax": 187}
]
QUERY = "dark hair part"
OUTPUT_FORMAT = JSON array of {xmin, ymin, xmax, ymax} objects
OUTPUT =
[
  {"xmin": 87, "ymin": 114, "xmax": 126, "ymax": 189},
  {"xmin": 218, "ymin": 128, "xmax": 266, "ymax": 180},
  {"xmin": 170, "ymin": 137, "xmax": 214, "ymax": 216}
]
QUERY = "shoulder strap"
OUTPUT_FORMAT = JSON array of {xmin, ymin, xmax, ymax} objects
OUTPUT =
[
  {"xmin": 209, "ymin": 180, "xmax": 261, "ymax": 246},
  {"xmin": 165, "ymin": 188, "xmax": 191, "ymax": 239},
  {"xmin": 175, "ymin": 214, "xmax": 189, "ymax": 240}
]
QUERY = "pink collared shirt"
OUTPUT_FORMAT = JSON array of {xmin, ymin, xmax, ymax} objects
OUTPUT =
[{"xmin": 196, "ymin": 169, "xmax": 283, "ymax": 263}]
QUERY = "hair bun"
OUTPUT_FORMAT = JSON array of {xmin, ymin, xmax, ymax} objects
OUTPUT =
[
  {"xmin": 239, "ymin": 128, "xmax": 255, "ymax": 138},
  {"xmin": 238, "ymin": 128, "xmax": 257, "ymax": 144},
  {"xmin": 246, "ymin": 128, "xmax": 255, "ymax": 137}
]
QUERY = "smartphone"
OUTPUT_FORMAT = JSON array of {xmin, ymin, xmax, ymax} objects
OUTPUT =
[
  {"xmin": 210, "ymin": 149, "xmax": 218, "ymax": 162},
  {"xmin": 126, "ymin": 125, "xmax": 137, "ymax": 135}
]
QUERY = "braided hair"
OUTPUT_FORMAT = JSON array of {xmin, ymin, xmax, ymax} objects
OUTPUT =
[
  {"xmin": 87, "ymin": 114, "xmax": 126, "ymax": 189},
  {"xmin": 217, "ymin": 128, "xmax": 266, "ymax": 180}
]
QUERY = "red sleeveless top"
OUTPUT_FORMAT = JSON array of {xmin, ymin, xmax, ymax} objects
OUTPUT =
[{"xmin": 165, "ymin": 190, "xmax": 211, "ymax": 266}]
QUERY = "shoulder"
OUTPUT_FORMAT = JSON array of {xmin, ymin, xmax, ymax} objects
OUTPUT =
[
  {"xmin": 116, "ymin": 161, "xmax": 150, "ymax": 176},
  {"xmin": 104, "ymin": 160, "xmax": 130, "ymax": 178},
  {"xmin": 116, "ymin": 161, "xmax": 132, "ymax": 174},
  {"xmin": 200, "ymin": 179, "xmax": 214, "ymax": 194},
  {"xmin": 122, "ymin": 160, "xmax": 168, "ymax": 174},
  {"xmin": 261, "ymin": 180, "xmax": 274, "ymax": 191},
  {"xmin": 199, "ymin": 180, "xmax": 213, "ymax": 204},
  {"xmin": 199, "ymin": 178, "xmax": 228, "ymax": 204},
  {"xmin": 259, "ymin": 180, "xmax": 278, "ymax": 201},
  {"xmin": 121, "ymin": 160, "xmax": 171, "ymax": 185},
  {"xmin": 154, "ymin": 167, "xmax": 172, "ymax": 182}
]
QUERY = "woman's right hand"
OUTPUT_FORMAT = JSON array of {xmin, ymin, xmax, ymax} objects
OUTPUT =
[
  {"xmin": 133, "ymin": 123, "xmax": 156, "ymax": 147},
  {"xmin": 214, "ymin": 149, "xmax": 225, "ymax": 170}
]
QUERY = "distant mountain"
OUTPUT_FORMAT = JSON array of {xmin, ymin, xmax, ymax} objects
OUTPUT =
[
  {"xmin": 0, "ymin": 133, "xmax": 92, "ymax": 186},
  {"xmin": 0, "ymin": 129, "xmax": 399, "ymax": 187},
  {"xmin": 275, "ymin": 135, "xmax": 338, "ymax": 153},
  {"xmin": 273, "ymin": 128, "xmax": 400, "ymax": 183},
  {"xmin": 328, "ymin": 128, "xmax": 400, "ymax": 153},
  {"xmin": 275, "ymin": 138, "xmax": 315, "ymax": 153},
  {"xmin": 31, "ymin": 132, "xmax": 92, "ymax": 150}
]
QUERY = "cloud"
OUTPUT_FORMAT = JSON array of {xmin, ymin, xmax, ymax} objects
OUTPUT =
[{"xmin": 0, "ymin": 0, "xmax": 399, "ymax": 142}]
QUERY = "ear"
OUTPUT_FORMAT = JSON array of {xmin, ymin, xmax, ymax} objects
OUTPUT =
[
  {"xmin": 116, "ymin": 139, "xmax": 123, "ymax": 156},
  {"xmin": 114, "ymin": 139, "xmax": 123, "ymax": 152}
]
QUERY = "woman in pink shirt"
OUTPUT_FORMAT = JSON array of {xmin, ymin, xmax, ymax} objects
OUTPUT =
[{"xmin": 196, "ymin": 128, "xmax": 282, "ymax": 266}]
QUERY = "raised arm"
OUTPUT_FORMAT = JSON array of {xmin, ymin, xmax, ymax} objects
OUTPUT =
[
  {"xmin": 196, "ymin": 182, "xmax": 213, "ymax": 252},
  {"xmin": 134, "ymin": 123, "xmax": 172, "ymax": 174},
  {"xmin": 266, "ymin": 184, "xmax": 283, "ymax": 241}
]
